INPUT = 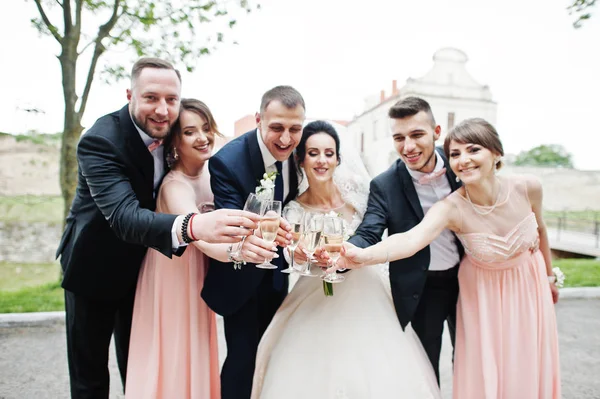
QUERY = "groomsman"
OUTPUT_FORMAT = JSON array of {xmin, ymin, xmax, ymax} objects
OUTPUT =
[
  {"xmin": 56, "ymin": 57, "xmax": 259, "ymax": 398},
  {"xmin": 202, "ymin": 86, "xmax": 304, "ymax": 399},
  {"xmin": 348, "ymin": 97, "xmax": 463, "ymax": 383}
]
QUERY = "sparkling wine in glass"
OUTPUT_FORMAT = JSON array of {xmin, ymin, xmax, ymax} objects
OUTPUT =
[
  {"xmin": 298, "ymin": 213, "xmax": 324, "ymax": 277},
  {"xmin": 256, "ymin": 200, "xmax": 282, "ymax": 269},
  {"xmin": 230, "ymin": 193, "xmax": 265, "ymax": 262},
  {"xmin": 281, "ymin": 207, "xmax": 305, "ymax": 274},
  {"xmin": 323, "ymin": 216, "xmax": 345, "ymax": 283}
]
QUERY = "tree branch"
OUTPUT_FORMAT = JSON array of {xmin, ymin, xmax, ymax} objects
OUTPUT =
[
  {"xmin": 74, "ymin": 0, "xmax": 83, "ymax": 34},
  {"xmin": 33, "ymin": 0, "xmax": 63, "ymax": 43},
  {"xmin": 63, "ymin": 0, "xmax": 73, "ymax": 36},
  {"xmin": 78, "ymin": 0, "xmax": 122, "ymax": 118}
]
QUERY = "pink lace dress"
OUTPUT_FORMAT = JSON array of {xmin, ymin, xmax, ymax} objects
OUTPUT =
[
  {"xmin": 447, "ymin": 177, "xmax": 560, "ymax": 399},
  {"xmin": 125, "ymin": 168, "xmax": 220, "ymax": 399}
]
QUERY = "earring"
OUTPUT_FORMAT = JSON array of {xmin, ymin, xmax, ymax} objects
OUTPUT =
[
  {"xmin": 455, "ymin": 176, "xmax": 460, "ymax": 183},
  {"xmin": 173, "ymin": 147, "xmax": 179, "ymax": 160}
]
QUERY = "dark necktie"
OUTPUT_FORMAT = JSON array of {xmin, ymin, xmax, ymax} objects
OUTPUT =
[
  {"xmin": 274, "ymin": 161, "xmax": 284, "ymax": 202},
  {"xmin": 272, "ymin": 161, "xmax": 285, "ymax": 290}
]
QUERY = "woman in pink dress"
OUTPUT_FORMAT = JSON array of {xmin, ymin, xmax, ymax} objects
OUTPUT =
[
  {"xmin": 126, "ymin": 99, "xmax": 278, "ymax": 399},
  {"xmin": 335, "ymin": 118, "xmax": 561, "ymax": 399}
]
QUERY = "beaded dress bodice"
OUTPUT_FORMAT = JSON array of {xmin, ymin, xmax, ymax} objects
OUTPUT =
[{"xmin": 447, "ymin": 178, "xmax": 539, "ymax": 264}]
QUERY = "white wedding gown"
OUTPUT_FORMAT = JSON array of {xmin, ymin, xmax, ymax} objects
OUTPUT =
[{"xmin": 251, "ymin": 200, "xmax": 442, "ymax": 399}]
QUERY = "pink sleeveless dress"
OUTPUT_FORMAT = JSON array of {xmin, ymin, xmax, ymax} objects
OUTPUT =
[
  {"xmin": 125, "ymin": 168, "xmax": 220, "ymax": 399},
  {"xmin": 447, "ymin": 177, "xmax": 560, "ymax": 399}
]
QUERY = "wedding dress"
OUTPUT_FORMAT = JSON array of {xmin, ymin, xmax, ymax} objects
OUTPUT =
[{"xmin": 251, "ymin": 135, "xmax": 441, "ymax": 399}]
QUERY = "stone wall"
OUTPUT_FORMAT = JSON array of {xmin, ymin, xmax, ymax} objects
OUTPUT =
[{"xmin": 0, "ymin": 222, "xmax": 61, "ymax": 263}]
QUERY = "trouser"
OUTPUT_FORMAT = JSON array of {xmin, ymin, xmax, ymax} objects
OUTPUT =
[
  {"xmin": 411, "ymin": 266, "xmax": 459, "ymax": 384},
  {"xmin": 64, "ymin": 288, "xmax": 135, "ymax": 399},
  {"xmin": 220, "ymin": 271, "xmax": 287, "ymax": 399}
]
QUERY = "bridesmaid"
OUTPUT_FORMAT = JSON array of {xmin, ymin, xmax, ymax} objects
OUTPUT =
[
  {"xmin": 336, "ymin": 118, "xmax": 561, "ymax": 399},
  {"xmin": 125, "ymin": 99, "xmax": 277, "ymax": 399}
]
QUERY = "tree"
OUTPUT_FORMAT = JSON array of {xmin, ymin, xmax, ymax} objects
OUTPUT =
[
  {"xmin": 568, "ymin": 0, "xmax": 596, "ymax": 28},
  {"xmin": 514, "ymin": 144, "xmax": 574, "ymax": 168},
  {"xmin": 29, "ymin": 0, "xmax": 257, "ymax": 221}
]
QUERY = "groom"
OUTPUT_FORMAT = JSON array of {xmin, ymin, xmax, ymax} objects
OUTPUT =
[
  {"xmin": 348, "ymin": 97, "xmax": 463, "ymax": 383},
  {"xmin": 202, "ymin": 85, "xmax": 304, "ymax": 399}
]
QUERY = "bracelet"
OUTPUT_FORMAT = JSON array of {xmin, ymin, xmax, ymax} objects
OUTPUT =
[
  {"xmin": 383, "ymin": 250, "xmax": 390, "ymax": 264},
  {"xmin": 188, "ymin": 213, "xmax": 198, "ymax": 241},
  {"xmin": 181, "ymin": 213, "xmax": 196, "ymax": 244}
]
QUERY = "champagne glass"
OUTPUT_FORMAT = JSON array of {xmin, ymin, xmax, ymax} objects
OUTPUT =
[
  {"xmin": 280, "ymin": 206, "xmax": 305, "ymax": 274},
  {"xmin": 322, "ymin": 216, "xmax": 345, "ymax": 283},
  {"xmin": 256, "ymin": 200, "xmax": 282, "ymax": 269},
  {"xmin": 298, "ymin": 212, "xmax": 324, "ymax": 277},
  {"xmin": 230, "ymin": 193, "xmax": 265, "ymax": 261}
]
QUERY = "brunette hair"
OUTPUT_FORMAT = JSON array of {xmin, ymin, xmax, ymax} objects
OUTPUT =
[
  {"xmin": 444, "ymin": 118, "xmax": 504, "ymax": 169},
  {"xmin": 131, "ymin": 57, "xmax": 181, "ymax": 85},
  {"xmin": 388, "ymin": 96, "xmax": 436, "ymax": 127},
  {"xmin": 260, "ymin": 85, "xmax": 305, "ymax": 114},
  {"xmin": 165, "ymin": 99, "xmax": 221, "ymax": 166}
]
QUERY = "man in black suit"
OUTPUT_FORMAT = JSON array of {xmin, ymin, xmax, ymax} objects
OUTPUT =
[
  {"xmin": 202, "ymin": 85, "xmax": 304, "ymax": 399},
  {"xmin": 56, "ymin": 57, "xmax": 259, "ymax": 399},
  {"xmin": 347, "ymin": 97, "xmax": 463, "ymax": 383}
]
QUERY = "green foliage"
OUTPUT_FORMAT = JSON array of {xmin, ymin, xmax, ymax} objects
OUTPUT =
[
  {"xmin": 554, "ymin": 259, "xmax": 600, "ymax": 287},
  {"xmin": 568, "ymin": 0, "xmax": 596, "ymax": 28},
  {"xmin": 514, "ymin": 144, "xmax": 573, "ymax": 168}
]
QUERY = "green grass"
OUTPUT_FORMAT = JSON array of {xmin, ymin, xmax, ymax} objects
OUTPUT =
[
  {"xmin": 0, "ymin": 195, "xmax": 63, "ymax": 224},
  {"xmin": 0, "ymin": 282, "xmax": 64, "ymax": 313},
  {"xmin": 0, "ymin": 261, "xmax": 63, "ymax": 313},
  {"xmin": 554, "ymin": 259, "xmax": 600, "ymax": 288}
]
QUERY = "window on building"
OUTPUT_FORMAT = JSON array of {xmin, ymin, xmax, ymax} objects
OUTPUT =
[
  {"xmin": 447, "ymin": 112, "xmax": 455, "ymax": 130},
  {"xmin": 360, "ymin": 133, "xmax": 365, "ymax": 154}
]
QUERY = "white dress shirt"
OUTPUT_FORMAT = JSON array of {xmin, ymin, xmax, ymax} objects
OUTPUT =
[
  {"xmin": 256, "ymin": 129, "xmax": 290, "ymax": 200},
  {"xmin": 406, "ymin": 152, "xmax": 460, "ymax": 271},
  {"xmin": 131, "ymin": 116, "xmax": 182, "ymax": 250}
]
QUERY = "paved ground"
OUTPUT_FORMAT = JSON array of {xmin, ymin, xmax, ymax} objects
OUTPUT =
[{"xmin": 0, "ymin": 298, "xmax": 599, "ymax": 399}]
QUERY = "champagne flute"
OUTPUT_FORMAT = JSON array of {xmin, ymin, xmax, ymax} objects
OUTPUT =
[
  {"xmin": 298, "ymin": 212, "xmax": 324, "ymax": 277},
  {"xmin": 256, "ymin": 200, "xmax": 282, "ymax": 269},
  {"xmin": 323, "ymin": 216, "xmax": 345, "ymax": 283},
  {"xmin": 230, "ymin": 193, "xmax": 265, "ymax": 262},
  {"xmin": 280, "ymin": 207, "xmax": 305, "ymax": 274}
]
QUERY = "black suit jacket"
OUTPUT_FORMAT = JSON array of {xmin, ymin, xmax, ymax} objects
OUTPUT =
[
  {"xmin": 56, "ymin": 105, "xmax": 178, "ymax": 300},
  {"xmin": 349, "ymin": 149, "xmax": 463, "ymax": 329},
  {"xmin": 202, "ymin": 129, "xmax": 298, "ymax": 316}
]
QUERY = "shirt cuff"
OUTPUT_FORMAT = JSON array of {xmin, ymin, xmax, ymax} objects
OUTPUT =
[{"xmin": 171, "ymin": 215, "xmax": 188, "ymax": 250}]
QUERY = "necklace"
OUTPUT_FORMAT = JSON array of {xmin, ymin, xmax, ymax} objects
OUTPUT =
[{"xmin": 464, "ymin": 179, "xmax": 502, "ymax": 216}]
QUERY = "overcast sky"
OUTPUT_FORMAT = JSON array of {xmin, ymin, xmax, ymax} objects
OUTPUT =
[{"xmin": 3, "ymin": 0, "xmax": 600, "ymax": 169}]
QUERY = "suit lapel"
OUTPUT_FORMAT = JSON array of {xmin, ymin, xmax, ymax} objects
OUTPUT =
[
  {"xmin": 437, "ymin": 148, "xmax": 461, "ymax": 192},
  {"xmin": 396, "ymin": 161, "xmax": 425, "ymax": 220},
  {"xmin": 120, "ymin": 106, "xmax": 154, "ymax": 190},
  {"xmin": 246, "ymin": 129, "xmax": 267, "ymax": 194}
]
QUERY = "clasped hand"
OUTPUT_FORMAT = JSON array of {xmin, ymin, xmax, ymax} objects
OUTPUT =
[{"xmin": 236, "ymin": 216, "xmax": 293, "ymax": 264}]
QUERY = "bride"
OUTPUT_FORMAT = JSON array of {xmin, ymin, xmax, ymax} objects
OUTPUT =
[{"xmin": 251, "ymin": 121, "xmax": 441, "ymax": 399}]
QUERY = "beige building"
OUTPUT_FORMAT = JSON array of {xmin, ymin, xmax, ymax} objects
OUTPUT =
[{"xmin": 347, "ymin": 47, "xmax": 498, "ymax": 176}]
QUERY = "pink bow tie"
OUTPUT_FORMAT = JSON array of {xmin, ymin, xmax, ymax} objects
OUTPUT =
[
  {"xmin": 147, "ymin": 139, "xmax": 163, "ymax": 152},
  {"xmin": 418, "ymin": 168, "xmax": 446, "ymax": 184}
]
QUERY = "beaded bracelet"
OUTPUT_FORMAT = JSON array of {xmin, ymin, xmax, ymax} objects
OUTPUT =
[{"xmin": 181, "ymin": 213, "xmax": 197, "ymax": 244}]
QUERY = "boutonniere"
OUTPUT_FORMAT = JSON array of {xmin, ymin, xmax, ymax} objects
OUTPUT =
[{"xmin": 255, "ymin": 171, "xmax": 278, "ymax": 200}]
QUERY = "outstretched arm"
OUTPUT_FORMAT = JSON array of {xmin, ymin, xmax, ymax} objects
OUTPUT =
[
  {"xmin": 332, "ymin": 199, "xmax": 459, "ymax": 270},
  {"xmin": 348, "ymin": 179, "xmax": 389, "ymax": 248},
  {"xmin": 526, "ymin": 176, "xmax": 559, "ymax": 303},
  {"xmin": 160, "ymin": 179, "xmax": 273, "ymax": 264}
]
